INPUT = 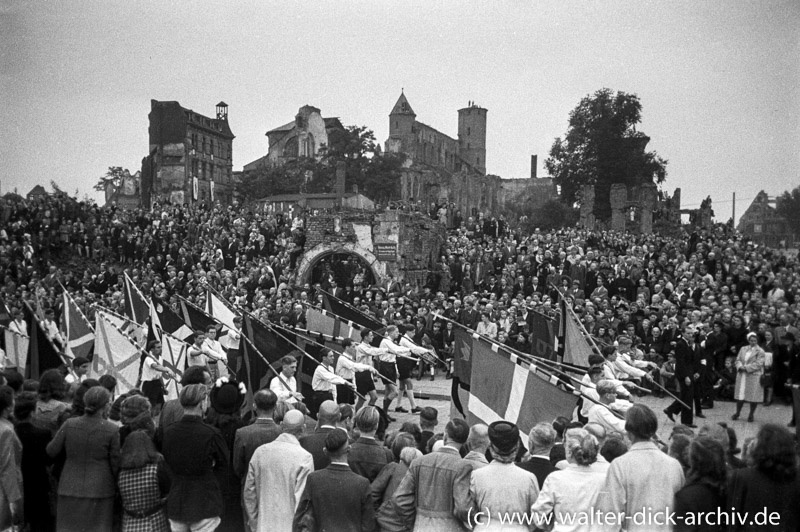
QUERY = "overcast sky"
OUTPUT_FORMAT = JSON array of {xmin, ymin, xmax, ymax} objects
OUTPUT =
[{"xmin": 2, "ymin": 0, "xmax": 797, "ymax": 222}]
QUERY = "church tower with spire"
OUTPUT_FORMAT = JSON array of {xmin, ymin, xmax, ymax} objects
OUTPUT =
[{"xmin": 386, "ymin": 91, "xmax": 416, "ymax": 156}]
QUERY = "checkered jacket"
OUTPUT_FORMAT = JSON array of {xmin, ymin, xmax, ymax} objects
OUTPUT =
[{"xmin": 118, "ymin": 462, "xmax": 169, "ymax": 532}]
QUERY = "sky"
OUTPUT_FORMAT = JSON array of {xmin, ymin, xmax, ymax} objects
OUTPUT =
[{"xmin": 2, "ymin": 0, "xmax": 798, "ymax": 223}]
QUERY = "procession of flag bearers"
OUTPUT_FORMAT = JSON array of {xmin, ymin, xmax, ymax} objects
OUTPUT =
[{"xmin": 0, "ymin": 194, "xmax": 799, "ymax": 531}]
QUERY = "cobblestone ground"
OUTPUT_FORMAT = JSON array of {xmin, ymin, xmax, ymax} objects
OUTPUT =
[{"xmin": 380, "ymin": 373, "xmax": 797, "ymax": 447}]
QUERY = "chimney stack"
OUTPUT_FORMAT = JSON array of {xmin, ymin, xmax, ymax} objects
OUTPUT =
[
  {"xmin": 335, "ymin": 161, "xmax": 346, "ymax": 197},
  {"xmin": 530, "ymin": 155, "xmax": 538, "ymax": 179}
]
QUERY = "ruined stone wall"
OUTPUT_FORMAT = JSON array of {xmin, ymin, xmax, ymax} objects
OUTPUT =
[{"xmin": 299, "ymin": 210, "xmax": 445, "ymax": 286}]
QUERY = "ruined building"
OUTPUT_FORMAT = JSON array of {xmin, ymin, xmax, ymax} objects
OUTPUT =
[
  {"xmin": 385, "ymin": 92, "xmax": 557, "ymax": 217},
  {"xmin": 738, "ymin": 191, "xmax": 795, "ymax": 248},
  {"xmin": 141, "ymin": 100, "xmax": 235, "ymax": 207},
  {"xmin": 243, "ymin": 105, "xmax": 345, "ymax": 171}
]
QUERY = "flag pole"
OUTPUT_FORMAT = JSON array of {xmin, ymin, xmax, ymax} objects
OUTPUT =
[{"xmin": 59, "ymin": 283, "xmax": 95, "ymax": 333}]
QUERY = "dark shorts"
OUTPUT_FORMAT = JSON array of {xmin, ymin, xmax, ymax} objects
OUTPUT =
[
  {"xmin": 141, "ymin": 379, "xmax": 165, "ymax": 407},
  {"xmin": 336, "ymin": 384, "xmax": 355, "ymax": 405},
  {"xmin": 397, "ymin": 357, "xmax": 416, "ymax": 381},
  {"xmin": 379, "ymin": 361, "xmax": 398, "ymax": 385},
  {"xmin": 355, "ymin": 370, "xmax": 376, "ymax": 394}
]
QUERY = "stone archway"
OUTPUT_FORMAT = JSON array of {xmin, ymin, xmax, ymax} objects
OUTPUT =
[{"xmin": 296, "ymin": 242, "xmax": 385, "ymax": 286}]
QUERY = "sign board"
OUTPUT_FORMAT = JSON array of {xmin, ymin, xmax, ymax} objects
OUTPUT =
[{"xmin": 374, "ymin": 243, "xmax": 398, "ymax": 262}]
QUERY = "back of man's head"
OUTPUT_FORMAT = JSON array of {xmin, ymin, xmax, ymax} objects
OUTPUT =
[
  {"xmin": 317, "ymin": 400, "xmax": 341, "ymax": 426},
  {"xmin": 444, "ymin": 418, "xmax": 470, "ymax": 447},
  {"xmin": 584, "ymin": 422, "xmax": 608, "ymax": 446},
  {"xmin": 354, "ymin": 406, "xmax": 380, "ymax": 435},
  {"xmin": 324, "ymin": 428, "xmax": 350, "ymax": 459},
  {"xmin": 467, "ymin": 424, "xmax": 490, "ymax": 454},
  {"xmin": 282, "ymin": 409, "xmax": 306, "ymax": 437},
  {"xmin": 528, "ymin": 422, "xmax": 557, "ymax": 454},
  {"xmin": 253, "ymin": 389, "xmax": 277, "ymax": 414}
]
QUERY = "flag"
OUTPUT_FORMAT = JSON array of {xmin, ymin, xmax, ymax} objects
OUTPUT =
[
  {"xmin": 98, "ymin": 306, "xmax": 146, "ymax": 348},
  {"xmin": 150, "ymin": 297, "xmax": 192, "ymax": 342},
  {"xmin": 530, "ymin": 311, "xmax": 556, "ymax": 360},
  {"xmin": 322, "ymin": 292, "xmax": 383, "ymax": 330},
  {"xmin": 563, "ymin": 309, "xmax": 593, "ymax": 368},
  {"xmin": 206, "ymin": 290, "xmax": 238, "ymax": 331},
  {"xmin": 2, "ymin": 327, "xmax": 29, "ymax": 370},
  {"xmin": 238, "ymin": 314, "xmax": 292, "ymax": 397},
  {"xmin": 178, "ymin": 297, "xmax": 223, "ymax": 343},
  {"xmin": 467, "ymin": 337, "xmax": 576, "ymax": 437},
  {"xmin": 93, "ymin": 311, "xmax": 143, "ymax": 394},
  {"xmin": 305, "ymin": 306, "xmax": 361, "ymax": 342},
  {"xmin": 62, "ymin": 291, "xmax": 95, "ymax": 360},
  {"xmin": 124, "ymin": 273, "xmax": 150, "ymax": 325},
  {"xmin": 24, "ymin": 302, "xmax": 67, "ymax": 380},
  {"xmin": 452, "ymin": 328, "xmax": 474, "ymax": 384},
  {"xmin": 160, "ymin": 333, "xmax": 187, "ymax": 401},
  {"xmin": 0, "ymin": 297, "xmax": 10, "ymax": 327}
]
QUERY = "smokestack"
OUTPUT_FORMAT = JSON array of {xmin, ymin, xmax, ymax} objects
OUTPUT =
[
  {"xmin": 335, "ymin": 161, "xmax": 346, "ymax": 197},
  {"xmin": 530, "ymin": 155, "xmax": 538, "ymax": 179}
]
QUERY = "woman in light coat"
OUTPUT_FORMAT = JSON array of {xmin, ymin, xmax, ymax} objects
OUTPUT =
[{"xmin": 732, "ymin": 332, "xmax": 765, "ymax": 422}]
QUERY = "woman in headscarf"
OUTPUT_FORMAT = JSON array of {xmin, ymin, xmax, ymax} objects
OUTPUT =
[{"xmin": 732, "ymin": 332, "xmax": 765, "ymax": 422}]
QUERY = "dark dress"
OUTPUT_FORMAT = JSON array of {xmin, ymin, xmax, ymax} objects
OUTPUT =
[{"xmin": 15, "ymin": 421, "xmax": 55, "ymax": 531}]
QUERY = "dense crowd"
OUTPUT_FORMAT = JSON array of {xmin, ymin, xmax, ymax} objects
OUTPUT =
[{"xmin": 0, "ymin": 192, "xmax": 799, "ymax": 531}]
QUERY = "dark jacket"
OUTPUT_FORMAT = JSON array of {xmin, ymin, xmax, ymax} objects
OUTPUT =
[
  {"xmin": 45, "ymin": 415, "xmax": 120, "ymax": 498},
  {"xmin": 673, "ymin": 479, "xmax": 725, "ymax": 532},
  {"xmin": 299, "ymin": 426, "xmax": 336, "ymax": 472},
  {"xmin": 727, "ymin": 466, "xmax": 800, "ymax": 532},
  {"xmin": 162, "ymin": 415, "xmax": 229, "ymax": 522},
  {"xmin": 232, "ymin": 418, "xmax": 282, "ymax": 479},
  {"xmin": 349, "ymin": 436, "xmax": 393, "ymax": 483},
  {"xmin": 516, "ymin": 456, "xmax": 556, "ymax": 489},
  {"xmin": 15, "ymin": 421, "xmax": 53, "ymax": 530},
  {"xmin": 293, "ymin": 463, "xmax": 376, "ymax": 532}
]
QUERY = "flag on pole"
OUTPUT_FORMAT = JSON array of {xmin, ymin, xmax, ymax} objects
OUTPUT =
[
  {"xmin": 322, "ymin": 292, "xmax": 383, "ymax": 330},
  {"xmin": 467, "ymin": 337, "xmax": 576, "ymax": 438},
  {"xmin": 160, "ymin": 333, "xmax": 187, "ymax": 401},
  {"xmin": 0, "ymin": 297, "xmax": 10, "ymax": 327},
  {"xmin": 206, "ymin": 290, "xmax": 238, "ymax": 332},
  {"xmin": 97, "ymin": 306, "xmax": 147, "ymax": 348},
  {"xmin": 93, "ymin": 311, "xmax": 143, "ymax": 395},
  {"xmin": 62, "ymin": 291, "xmax": 95, "ymax": 360},
  {"xmin": 124, "ymin": 273, "xmax": 150, "ymax": 325},
  {"xmin": 304, "ymin": 306, "xmax": 361, "ymax": 342},
  {"xmin": 178, "ymin": 297, "xmax": 223, "ymax": 343},
  {"xmin": 563, "ymin": 309, "xmax": 593, "ymax": 368},
  {"xmin": 2, "ymin": 326, "xmax": 29, "ymax": 370},
  {"xmin": 24, "ymin": 302, "xmax": 68, "ymax": 380},
  {"xmin": 149, "ymin": 297, "xmax": 193, "ymax": 342},
  {"xmin": 530, "ymin": 311, "xmax": 557, "ymax": 360}
]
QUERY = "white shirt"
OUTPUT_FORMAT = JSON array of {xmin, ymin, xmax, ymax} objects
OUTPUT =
[
  {"xmin": 587, "ymin": 403, "xmax": 627, "ymax": 436},
  {"xmin": 9, "ymin": 319, "xmax": 28, "ymax": 336},
  {"xmin": 335, "ymin": 350, "xmax": 373, "ymax": 381},
  {"xmin": 398, "ymin": 334, "xmax": 431, "ymax": 356},
  {"xmin": 378, "ymin": 337, "xmax": 410, "ymax": 363},
  {"xmin": 43, "ymin": 319, "xmax": 63, "ymax": 346},
  {"xmin": 270, "ymin": 374, "xmax": 298, "ymax": 403},
  {"xmin": 202, "ymin": 337, "xmax": 227, "ymax": 363},
  {"xmin": 312, "ymin": 363, "xmax": 347, "ymax": 394},
  {"xmin": 354, "ymin": 342, "xmax": 386, "ymax": 365},
  {"xmin": 141, "ymin": 353, "xmax": 164, "ymax": 382}
]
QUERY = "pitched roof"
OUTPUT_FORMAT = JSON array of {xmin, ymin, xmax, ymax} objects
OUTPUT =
[{"xmin": 390, "ymin": 91, "xmax": 415, "ymax": 116}]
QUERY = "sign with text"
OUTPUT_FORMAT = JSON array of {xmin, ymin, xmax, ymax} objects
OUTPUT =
[{"xmin": 374, "ymin": 243, "xmax": 398, "ymax": 261}]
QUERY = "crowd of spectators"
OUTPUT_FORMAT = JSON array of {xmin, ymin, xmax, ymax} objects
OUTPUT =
[{"xmin": 0, "ymin": 191, "xmax": 799, "ymax": 530}]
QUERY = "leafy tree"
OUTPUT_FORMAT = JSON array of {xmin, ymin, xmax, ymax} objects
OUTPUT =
[
  {"xmin": 776, "ymin": 185, "xmax": 800, "ymax": 236},
  {"xmin": 545, "ymin": 89, "xmax": 667, "ymax": 221},
  {"xmin": 94, "ymin": 167, "xmax": 132, "ymax": 192},
  {"xmin": 238, "ymin": 125, "xmax": 406, "ymax": 204}
]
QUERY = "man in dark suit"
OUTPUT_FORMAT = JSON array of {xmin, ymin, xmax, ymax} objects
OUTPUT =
[
  {"xmin": 293, "ymin": 429, "xmax": 376, "ymax": 532},
  {"xmin": 348, "ymin": 406, "xmax": 393, "ymax": 483},
  {"xmin": 664, "ymin": 325, "xmax": 701, "ymax": 427},
  {"xmin": 299, "ymin": 400, "xmax": 340, "ymax": 471},
  {"xmin": 232, "ymin": 389, "xmax": 282, "ymax": 479},
  {"xmin": 418, "ymin": 407, "xmax": 438, "ymax": 454},
  {"xmin": 516, "ymin": 422, "xmax": 557, "ymax": 489}
]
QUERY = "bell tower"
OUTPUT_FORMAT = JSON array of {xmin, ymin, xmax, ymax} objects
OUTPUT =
[{"xmin": 457, "ymin": 102, "xmax": 487, "ymax": 175}]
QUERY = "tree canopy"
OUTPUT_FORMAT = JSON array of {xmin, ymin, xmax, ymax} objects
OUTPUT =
[
  {"xmin": 776, "ymin": 185, "xmax": 800, "ymax": 236},
  {"xmin": 94, "ymin": 166, "xmax": 133, "ymax": 192},
  {"xmin": 238, "ymin": 125, "xmax": 406, "ymax": 204},
  {"xmin": 545, "ymin": 88, "xmax": 667, "ymax": 221}
]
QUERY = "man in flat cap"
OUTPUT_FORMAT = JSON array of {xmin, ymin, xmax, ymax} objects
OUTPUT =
[{"xmin": 467, "ymin": 421, "xmax": 539, "ymax": 528}]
